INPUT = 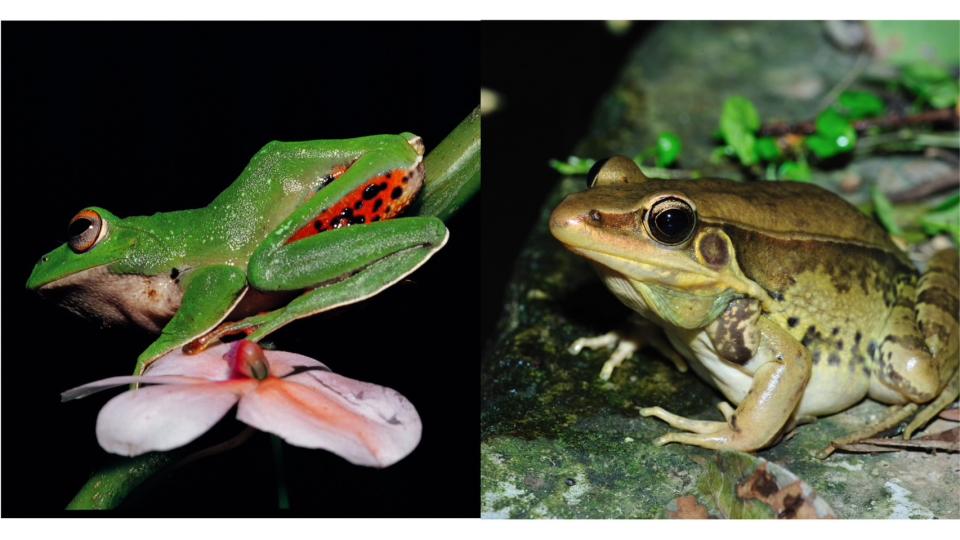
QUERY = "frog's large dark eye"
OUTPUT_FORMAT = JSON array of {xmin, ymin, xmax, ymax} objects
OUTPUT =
[
  {"xmin": 646, "ymin": 197, "xmax": 696, "ymax": 245},
  {"xmin": 586, "ymin": 155, "xmax": 648, "ymax": 188},
  {"xmin": 67, "ymin": 209, "xmax": 106, "ymax": 253}
]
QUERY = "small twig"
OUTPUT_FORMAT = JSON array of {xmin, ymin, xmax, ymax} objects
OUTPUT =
[
  {"xmin": 888, "ymin": 172, "xmax": 960, "ymax": 203},
  {"xmin": 759, "ymin": 107, "xmax": 959, "ymax": 137},
  {"xmin": 813, "ymin": 50, "xmax": 872, "ymax": 116}
]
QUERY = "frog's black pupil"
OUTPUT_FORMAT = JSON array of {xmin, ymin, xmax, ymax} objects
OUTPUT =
[
  {"xmin": 69, "ymin": 218, "xmax": 92, "ymax": 238},
  {"xmin": 656, "ymin": 209, "xmax": 689, "ymax": 239},
  {"xmin": 585, "ymin": 158, "xmax": 610, "ymax": 188}
]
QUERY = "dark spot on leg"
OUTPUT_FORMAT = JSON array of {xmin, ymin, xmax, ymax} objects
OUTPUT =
[
  {"xmin": 854, "ymin": 331, "xmax": 862, "ymax": 346},
  {"xmin": 787, "ymin": 316, "xmax": 799, "ymax": 328},
  {"xmin": 811, "ymin": 351, "xmax": 821, "ymax": 365},
  {"xmin": 867, "ymin": 341, "xmax": 877, "ymax": 359},
  {"xmin": 832, "ymin": 327, "xmax": 840, "ymax": 336},
  {"xmin": 836, "ymin": 339, "xmax": 844, "ymax": 351},
  {"xmin": 314, "ymin": 220, "xmax": 325, "ymax": 232},
  {"xmin": 828, "ymin": 353, "xmax": 841, "ymax": 366},
  {"xmin": 391, "ymin": 186, "xmax": 403, "ymax": 200}
]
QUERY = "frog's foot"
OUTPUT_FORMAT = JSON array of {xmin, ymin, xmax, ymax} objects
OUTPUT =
[
  {"xmin": 903, "ymin": 368, "xmax": 959, "ymax": 439},
  {"xmin": 183, "ymin": 314, "xmax": 271, "ymax": 355},
  {"xmin": 569, "ymin": 327, "xmax": 687, "ymax": 381},
  {"xmin": 639, "ymin": 405, "xmax": 767, "ymax": 451},
  {"xmin": 817, "ymin": 403, "xmax": 919, "ymax": 459}
]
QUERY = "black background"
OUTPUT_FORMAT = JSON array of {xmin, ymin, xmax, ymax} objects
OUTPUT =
[
  {"xmin": 2, "ymin": 21, "xmax": 478, "ymax": 516},
  {"xmin": 480, "ymin": 21, "xmax": 651, "ymax": 347}
]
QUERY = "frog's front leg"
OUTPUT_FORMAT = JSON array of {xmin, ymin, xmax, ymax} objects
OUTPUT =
[
  {"xmin": 570, "ymin": 317, "xmax": 688, "ymax": 380},
  {"xmin": 641, "ymin": 304, "xmax": 812, "ymax": 451},
  {"xmin": 135, "ymin": 264, "xmax": 248, "ymax": 375}
]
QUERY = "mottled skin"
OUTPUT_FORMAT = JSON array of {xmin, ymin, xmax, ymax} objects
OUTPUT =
[{"xmin": 550, "ymin": 157, "xmax": 959, "ymax": 452}]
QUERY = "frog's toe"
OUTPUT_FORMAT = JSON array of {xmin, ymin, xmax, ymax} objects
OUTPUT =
[{"xmin": 639, "ymin": 406, "xmax": 727, "ymax": 434}]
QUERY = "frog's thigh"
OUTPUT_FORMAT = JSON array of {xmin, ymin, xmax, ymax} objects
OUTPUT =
[
  {"xmin": 246, "ymin": 234, "xmax": 446, "ymax": 342},
  {"xmin": 248, "ymin": 217, "xmax": 447, "ymax": 292},
  {"xmin": 878, "ymin": 249, "xmax": 959, "ymax": 404},
  {"xmin": 647, "ymin": 318, "xmax": 811, "ymax": 451},
  {"xmin": 136, "ymin": 264, "xmax": 248, "ymax": 375}
]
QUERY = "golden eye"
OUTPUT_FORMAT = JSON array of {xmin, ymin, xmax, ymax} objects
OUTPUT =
[
  {"xmin": 67, "ymin": 209, "xmax": 106, "ymax": 253},
  {"xmin": 646, "ymin": 197, "xmax": 696, "ymax": 245}
]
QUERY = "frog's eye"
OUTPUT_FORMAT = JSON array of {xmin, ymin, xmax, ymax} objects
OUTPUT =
[
  {"xmin": 646, "ymin": 197, "xmax": 696, "ymax": 245},
  {"xmin": 67, "ymin": 209, "xmax": 107, "ymax": 253},
  {"xmin": 586, "ymin": 156, "xmax": 648, "ymax": 188}
]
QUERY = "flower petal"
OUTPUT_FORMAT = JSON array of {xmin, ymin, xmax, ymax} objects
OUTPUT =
[
  {"xmin": 143, "ymin": 343, "xmax": 234, "ymax": 380},
  {"xmin": 263, "ymin": 350, "xmax": 332, "ymax": 376},
  {"xmin": 237, "ymin": 375, "xmax": 421, "ymax": 467},
  {"xmin": 61, "ymin": 375, "xmax": 209, "ymax": 402},
  {"xmin": 96, "ymin": 381, "xmax": 252, "ymax": 456}
]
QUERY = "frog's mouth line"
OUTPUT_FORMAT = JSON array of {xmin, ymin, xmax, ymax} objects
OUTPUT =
[{"xmin": 564, "ymin": 245, "xmax": 722, "ymax": 291}]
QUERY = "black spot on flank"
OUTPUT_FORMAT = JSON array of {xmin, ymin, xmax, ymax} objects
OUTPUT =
[
  {"xmin": 836, "ymin": 340, "xmax": 844, "ymax": 351},
  {"xmin": 802, "ymin": 326, "xmax": 817, "ymax": 347},
  {"xmin": 787, "ymin": 317, "xmax": 799, "ymax": 328},
  {"xmin": 169, "ymin": 268, "xmax": 180, "ymax": 280},
  {"xmin": 363, "ymin": 183, "xmax": 385, "ymax": 200},
  {"xmin": 854, "ymin": 331, "xmax": 862, "ymax": 346},
  {"xmin": 831, "ymin": 327, "xmax": 840, "ymax": 336},
  {"xmin": 372, "ymin": 216, "xmax": 380, "ymax": 222},
  {"xmin": 812, "ymin": 351, "xmax": 821, "ymax": 364},
  {"xmin": 402, "ymin": 175, "xmax": 409, "ymax": 183},
  {"xmin": 373, "ymin": 198, "xmax": 383, "ymax": 211},
  {"xmin": 770, "ymin": 291, "xmax": 785, "ymax": 302},
  {"xmin": 354, "ymin": 200, "xmax": 363, "ymax": 210},
  {"xmin": 379, "ymin": 182, "xmax": 388, "ymax": 190},
  {"xmin": 828, "ymin": 353, "xmax": 841, "ymax": 366},
  {"xmin": 350, "ymin": 216, "xmax": 366, "ymax": 225},
  {"xmin": 391, "ymin": 186, "xmax": 403, "ymax": 200},
  {"xmin": 339, "ymin": 207, "xmax": 354, "ymax": 220}
]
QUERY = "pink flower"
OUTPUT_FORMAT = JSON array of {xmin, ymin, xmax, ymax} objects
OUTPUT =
[{"xmin": 62, "ymin": 340, "xmax": 421, "ymax": 468}]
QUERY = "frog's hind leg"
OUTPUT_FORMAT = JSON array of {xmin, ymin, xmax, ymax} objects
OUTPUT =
[
  {"xmin": 641, "ymin": 318, "xmax": 811, "ymax": 451},
  {"xmin": 874, "ymin": 249, "xmax": 960, "ymax": 439}
]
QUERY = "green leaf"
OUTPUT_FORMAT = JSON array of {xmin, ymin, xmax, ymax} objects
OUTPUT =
[
  {"xmin": 870, "ymin": 186, "xmax": 903, "ymax": 235},
  {"xmin": 835, "ymin": 91, "xmax": 886, "ymax": 119},
  {"xmin": 654, "ymin": 132, "xmax": 682, "ymax": 168},
  {"xmin": 755, "ymin": 137, "xmax": 781, "ymax": 162},
  {"xmin": 548, "ymin": 156, "xmax": 596, "ymax": 175},
  {"xmin": 806, "ymin": 109, "xmax": 857, "ymax": 158},
  {"xmin": 901, "ymin": 62, "xmax": 959, "ymax": 109},
  {"xmin": 777, "ymin": 160, "xmax": 812, "ymax": 182},
  {"xmin": 720, "ymin": 96, "xmax": 761, "ymax": 166},
  {"xmin": 921, "ymin": 195, "xmax": 960, "ymax": 243}
]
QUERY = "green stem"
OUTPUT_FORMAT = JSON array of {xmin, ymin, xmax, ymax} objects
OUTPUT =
[
  {"xmin": 66, "ymin": 452, "xmax": 173, "ymax": 510},
  {"xmin": 416, "ymin": 106, "xmax": 481, "ymax": 222},
  {"xmin": 271, "ymin": 435, "xmax": 290, "ymax": 510}
]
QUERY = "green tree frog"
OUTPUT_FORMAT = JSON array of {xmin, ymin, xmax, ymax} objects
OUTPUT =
[{"xmin": 27, "ymin": 134, "xmax": 448, "ymax": 375}]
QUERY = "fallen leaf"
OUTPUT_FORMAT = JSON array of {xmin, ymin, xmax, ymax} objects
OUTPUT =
[
  {"xmin": 669, "ymin": 495, "xmax": 710, "ymax": 519},
  {"xmin": 736, "ymin": 464, "xmax": 830, "ymax": 519}
]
